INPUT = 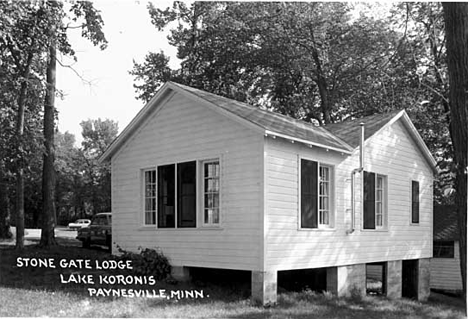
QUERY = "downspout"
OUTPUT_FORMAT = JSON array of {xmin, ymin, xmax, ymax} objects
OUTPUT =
[{"xmin": 347, "ymin": 123, "xmax": 365, "ymax": 234}]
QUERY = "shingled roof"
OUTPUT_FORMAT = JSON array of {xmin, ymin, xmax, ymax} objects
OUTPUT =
[
  {"xmin": 324, "ymin": 111, "xmax": 403, "ymax": 148},
  {"xmin": 169, "ymin": 82, "xmax": 353, "ymax": 153},
  {"xmin": 100, "ymin": 81, "xmax": 437, "ymax": 171},
  {"xmin": 434, "ymin": 205, "xmax": 459, "ymax": 241}
]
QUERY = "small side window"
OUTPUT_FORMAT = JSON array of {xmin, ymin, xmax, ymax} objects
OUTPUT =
[
  {"xmin": 433, "ymin": 241, "xmax": 454, "ymax": 258},
  {"xmin": 203, "ymin": 160, "xmax": 220, "ymax": 226},
  {"xmin": 411, "ymin": 181, "xmax": 420, "ymax": 224}
]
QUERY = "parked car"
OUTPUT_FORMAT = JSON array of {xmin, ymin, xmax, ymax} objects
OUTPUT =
[
  {"xmin": 67, "ymin": 219, "xmax": 91, "ymax": 230},
  {"xmin": 77, "ymin": 213, "xmax": 112, "ymax": 249}
]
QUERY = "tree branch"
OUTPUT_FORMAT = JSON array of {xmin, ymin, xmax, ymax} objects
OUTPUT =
[{"xmin": 56, "ymin": 58, "xmax": 93, "ymax": 86}]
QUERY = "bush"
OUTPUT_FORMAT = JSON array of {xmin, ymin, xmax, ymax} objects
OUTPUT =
[{"xmin": 116, "ymin": 246, "xmax": 171, "ymax": 280}]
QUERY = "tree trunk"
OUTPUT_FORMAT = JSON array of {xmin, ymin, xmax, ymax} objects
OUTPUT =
[
  {"xmin": 15, "ymin": 51, "xmax": 34, "ymax": 250},
  {"xmin": 40, "ymin": 43, "xmax": 57, "ymax": 247},
  {"xmin": 0, "ymin": 160, "xmax": 12, "ymax": 239},
  {"xmin": 311, "ymin": 47, "xmax": 331, "ymax": 124},
  {"xmin": 442, "ymin": 2, "xmax": 468, "ymax": 302}
]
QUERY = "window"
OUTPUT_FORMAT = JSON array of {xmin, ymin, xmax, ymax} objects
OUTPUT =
[
  {"xmin": 203, "ymin": 160, "xmax": 220, "ymax": 225},
  {"xmin": 433, "ymin": 241, "xmax": 455, "ymax": 258},
  {"xmin": 158, "ymin": 164, "xmax": 175, "ymax": 228},
  {"xmin": 142, "ymin": 160, "xmax": 216, "ymax": 228},
  {"xmin": 319, "ymin": 166, "xmax": 330, "ymax": 225},
  {"xmin": 411, "ymin": 181, "xmax": 420, "ymax": 224},
  {"xmin": 376, "ymin": 175, "xmax": 384, "ymax": 227},
  {"xmin": 364, "ymin": 171, "xmax": 386, "ymax": 229},
  {"xmin": 301, "ymin": 159, "xmax": 333, "ymax": 228},
  {"xmin": 177, "ymin": 161, "xmax": 196, "ymax": 228},
  {"xmin": 144, "ymin": 170, "xmax": 157, "ymax": 225}
]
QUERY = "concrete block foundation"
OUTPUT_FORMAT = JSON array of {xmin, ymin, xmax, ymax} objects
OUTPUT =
[
  {"xmin": 171, "ymin": 266, "xmax": 191, "ymax": 282},
  {"xmin": 417, "ymin": 258, "xmax": 431, "ymax": 301},
  {"xmin": 386, "ymin": 260, "xmax": 402, "ymax": 299},
  {"xmin": 251, "ymin": 271, "xmax": 277, "ymax": 306},
  {"xmin": 327, "ymin": 263, "xmax": 366, "ymax": 297}
]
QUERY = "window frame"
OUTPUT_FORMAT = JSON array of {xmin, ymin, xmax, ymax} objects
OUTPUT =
[
  {"xmin": 375, "ymin": 174, "xmax": 385, "ymax": 229},
  {"xmin": 201, "ymin": 159, "xmax": 221, "ymax": 227},
  {"xmin": 142, "ymin": 168, "xmax": 157, "ymax": 226},
  {"xmin": 433, "ymin": 241, "xmax": 455, "ymax": 258},
  {"xmin": 177, "ymin": 161, "xmax": 197, "ymax": 228},
  {"xmin": 157, "ymin": 163, "xmax": 176, "ymax": 228},
  {"xmin": 141, "ymin": 157, "xmax": 221, "ymax": 229},
  {"xmin": 299, "ymin": 157, "xmax": 335, "ymax": 230},
  {"xmin": 363, "ymin": 171, "xmax": 388, "ymax": 230},
  {"xmin": 411, "ymin": 180, "xmax": 420, "ymax": 225},
  {"xmin": 318, "ymin": 165, "xmax": 332, "ymax": 227}
]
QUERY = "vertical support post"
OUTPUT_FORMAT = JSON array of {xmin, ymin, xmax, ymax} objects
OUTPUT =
[
  {"xmin": 386, "ymin": 260, "xmax": 402, "ymax": 299},
  {"xmin": 417, "ymin": 258, "xmax": 431, "ymax": 301},
  {"xmin": 251, "ymin": 270, "xmax": 277, "ymax": 306},
  {"xmin": 326, "ymin": 264, "xmax": 366, "ymax": 297},
  {"xmin": 171, "ymin": 266, "xmax": 191, "ymax": 282}
]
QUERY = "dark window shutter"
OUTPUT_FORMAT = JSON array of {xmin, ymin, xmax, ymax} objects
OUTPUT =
[
  {"xmin": 177, "ymin": 161, "xmax": 196, "ymax": 228},
  {"xmin": 363, "ymin": 171, "xmax": 376, "ymax": 229},
  {"xmin": 301, "ymin": 159, "xmax": 318, "ymax": 228},
  {"xmin": 411, "ymin": 181, "xmax": 419, "ymax": 223}
]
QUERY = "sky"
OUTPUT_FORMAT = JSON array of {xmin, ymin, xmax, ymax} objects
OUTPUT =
[{"xmin": 55, "ymin": 0, "xmax": 180, "ymax": 146}]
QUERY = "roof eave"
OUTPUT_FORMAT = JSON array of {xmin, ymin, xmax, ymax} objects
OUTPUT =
[
  {"xmin": 265, "ymin": 130, "xmax": 353, "ymax": 154},
  {"xmin": 399, "ymin": 111, "xmax": 439, "ymax": 175}
]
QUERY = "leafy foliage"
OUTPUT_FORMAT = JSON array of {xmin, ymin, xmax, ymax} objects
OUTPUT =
[
  {"xmin": 0, "ymin": 1, "xmax": 108, "ymax": 244},
  {"xmin": 116, "ymin": 246, "xmax": 172, "ymax": 281},
  {"xmin": 55, "ymin": 119, "xmax": 118, "ymax": 224},
  {"xmin": 131, "ymin": 2, "xmax": 455, "ymax": 204}
]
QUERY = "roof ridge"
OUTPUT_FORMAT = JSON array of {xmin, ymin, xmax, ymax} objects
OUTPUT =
[{"xmin": 324, "ymin": 109, "xmax": 403, "ymax": 127}]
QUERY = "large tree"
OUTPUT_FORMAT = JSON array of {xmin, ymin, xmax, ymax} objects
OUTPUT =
[
  {"xmin": 38, "ymin": 0, "xmax": 107, "ymax": 247},
  {"xmin": 133, "ymin": 2, "xmax": 459, "ymax": 205},
  {"xmin": 0, "ymin": 1, "xmax": 107, "ymax": 248},
  {"xmin": 391, "ymin": 3, "xmax": 454, "ymax": 204},
  {"xmin": 442, "ymin": 2, "xmax": 468, "ymax": 300},
  {"xmin": 0, "ymin": 2, "xmax": 48, "ymax": 248}
]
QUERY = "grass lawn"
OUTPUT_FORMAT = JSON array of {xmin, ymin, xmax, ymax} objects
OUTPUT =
[{"xmin": 0, "ymin": 244, "xmax": 466, "ymax": 318}]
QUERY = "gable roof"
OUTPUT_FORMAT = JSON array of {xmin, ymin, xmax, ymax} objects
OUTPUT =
[
  {"xmin": 325, "ymin": 110, "xmax": 438, "ymax": 173},
  {"xmin": 434, "ymin": 205, "xmax": 459, "ymax": 241},
  {"xmin": 100, "ymin": 81, "xmax": 437, "ymax": 173},
  {"xmin": 324, "ymin": 111, "xmax": 402, "ymax": 148}
]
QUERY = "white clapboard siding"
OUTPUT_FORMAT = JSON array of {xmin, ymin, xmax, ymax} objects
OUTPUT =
[
  {"xmin": 264, "ymin": 119, "xmax": 433, "ymax": 271},
  {"xmin": 431, "ymin": 241, "xmax": 463, "ymax": 292},
  {"xmin": 112, "ymin": 93, "xmax": 264, "ymax": 271}
]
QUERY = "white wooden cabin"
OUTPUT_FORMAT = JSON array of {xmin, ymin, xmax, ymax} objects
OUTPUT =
[
  {"xmin": 100, "ymin": 82, "xmax": 436, "ymax": 304},
  {"xmin": 431, "ymin": 205, "xmax": 462, "ymax": 293}
]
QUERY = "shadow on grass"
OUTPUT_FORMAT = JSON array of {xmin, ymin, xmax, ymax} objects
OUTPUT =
[
  {"xmin": 224, "ymin": 291, "xmax": 466, "ymax": 319},
  {"xmin": 0, "ymin": 243, "xmax": 250, "ymax": 305},
  {"xmin": 0, "ymin": 244, "xmax": 112, "ymax": 297},
  {"xmin": 0, "ymin": 244, "xmax": 465, "ymax": 319}
]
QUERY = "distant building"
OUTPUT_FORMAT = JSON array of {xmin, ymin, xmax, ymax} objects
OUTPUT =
[{"xmin": 431, "ymin": 205, "xmax": 462, "ymax": 294}]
